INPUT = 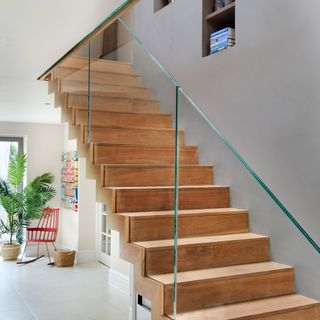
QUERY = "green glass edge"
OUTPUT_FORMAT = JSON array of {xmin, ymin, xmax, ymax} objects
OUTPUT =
[
  {"xmin": 118, "ymin": 18, "xmax": 320, "ymax": 255},
  {"xmin": 37, "ymin": 0, "xmax": 134, "ymax": 80},
  {"xmin": 87, "ymin": 42, "xmax": 91, "ymax": 144},
  {"xmin": 173, "ymin": 85, "xmax": 180, "ymax": 320}
]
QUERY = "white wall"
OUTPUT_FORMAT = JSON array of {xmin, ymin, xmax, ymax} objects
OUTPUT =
[
  {"xmin": 60, "ymin": 124, "xmax": 97, "ymax": 263},
  {"xmin": 0, "ymin": 122, "xmax": 64, "ymax": 206},
  {"xmin": 131, "ymin": 0, "xmax": 320, "ymax": 298},
  {"xmin": 0, "ymin": 0, "xmax": 126, "ymax": 124}
]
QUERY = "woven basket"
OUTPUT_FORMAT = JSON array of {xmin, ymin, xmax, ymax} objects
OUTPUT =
[
  {"xmin": 1, "ymin": 243, "xmax": 20, "ymax": 260},
  {"xmin": 54, "ymin": 249, "xmax": 76, "ymax": 267}
]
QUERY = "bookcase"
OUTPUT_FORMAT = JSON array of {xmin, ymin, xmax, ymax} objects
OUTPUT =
[
  {"xmin": 154, "ymin": 0, "xmax": 171, "ymax": 12},
  {"xmin": 202, "ymin": 0, "xmax": 235, "ymax": 57}
]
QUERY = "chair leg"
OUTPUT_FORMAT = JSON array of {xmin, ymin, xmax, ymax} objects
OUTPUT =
[
  {"xmin": 16, "ymin": 243, "xmax": 44, "ymax": 265},
  {"xmin": 52, "ymin": 242, "xmax": 57, "ymax": 250},
  {"xmin": 36, "ymin": 243, "xmax": 40, "ymax": 258},
  {"xmin": 45, "ymin": 243, "xmax": 52, "ymax": 265}
]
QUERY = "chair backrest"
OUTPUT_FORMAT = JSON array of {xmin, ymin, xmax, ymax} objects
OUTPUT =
[{"xmin": 37, "ymin": 207, "xmax": 60, "ymax": 233}]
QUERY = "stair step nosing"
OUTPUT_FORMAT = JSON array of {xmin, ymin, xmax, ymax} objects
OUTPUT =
[
  {"xmin": 101, "ymin": 164, "xmax": 212, "ymax": 168},
  {"xmin": 62, "ymin": 79, "xmax": 149, "ymax": 91},
  {"xmin": 149, "ymin": 262, "xmax": 294, "ymax": 285},
  {"xmin": 77, "ymin": 109, "xmax": 172, "ymax": 117},
  {"xmin": 107, "ymin": 185, "xmax": 228, "ymax": 191},
  {"xmin": 133, "ymin": 233, "xmax": 268, "ymax": 249},
  {"xmin": 68, "ymin": 93, "xmax": 159, "ymax": 103},
  {"xmin": 119, "ymin": 210, "xmax": 247, "ymax": 219},
  {"xmin": 82, "ymin": 125, "xmax": 182, "ymax": 132},
  {"xmin": 170, "ymin": 295, "xmax": 320, "ymax": 320}
]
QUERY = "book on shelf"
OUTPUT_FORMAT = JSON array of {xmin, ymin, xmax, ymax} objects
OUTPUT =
[
  {"xmin": 210, "ymin": 44, "xmax": 228, "ymax": 54},
  {"xmin": 211, "ymin": 42, "xmax": 235, "ymax": 51},
  {"xmin": 211, "ymin": 34, "xmax": 233, "ymax": 42},
  {"xmin": 209, "ymin": 27, "xmax": 235, "ymax": 55},
  {"xmin": 210, "ymin": 27, "xmax": 235, "ymax": 38}
]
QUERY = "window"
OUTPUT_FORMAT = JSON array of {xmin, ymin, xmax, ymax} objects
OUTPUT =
[{"xmin": 0, "ymin": 137, "xmax": 24, "ymax": 230}]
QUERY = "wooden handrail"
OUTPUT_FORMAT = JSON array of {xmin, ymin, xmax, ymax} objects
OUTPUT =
[{"xmin": 38, "ymin": 0, "xmax": 139, "ymax": 81}]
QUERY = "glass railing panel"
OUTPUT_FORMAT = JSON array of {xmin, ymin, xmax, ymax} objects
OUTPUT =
[
  {"xmin": 102, "ymin": 15, "xmax": 181, "ymax": 314},
  {"xmin": 74, "ymin": 17, "xmax": 181, "ymax": 318}
]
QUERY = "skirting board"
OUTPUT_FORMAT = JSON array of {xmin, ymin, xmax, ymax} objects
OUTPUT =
[
  {"xmin": 76, "ymin": 250, "xmax": 98, "ymax": 263},
  {"xmin": 109, "ymin": 268, "xmax": 130, "ymax": 295}
]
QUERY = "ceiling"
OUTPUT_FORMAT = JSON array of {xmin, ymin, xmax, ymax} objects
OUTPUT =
[{"xmin": 0, "ymin": 0, "xmax": 124, "ymax": 123}]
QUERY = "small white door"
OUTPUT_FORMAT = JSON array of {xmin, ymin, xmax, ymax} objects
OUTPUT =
[{"xmin": 97, "ymin": 204, "xmax": 111, "ymax": 266}]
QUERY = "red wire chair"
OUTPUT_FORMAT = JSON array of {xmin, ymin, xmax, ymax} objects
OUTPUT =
[{"xmin": 18, "ymin": 207, "xmax": 60, "ymax": 265}]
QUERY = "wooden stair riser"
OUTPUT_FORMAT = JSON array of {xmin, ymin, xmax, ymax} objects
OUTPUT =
[
  {"xmin": 101, "ymin": 165, "xmax": 212, "ymax": 187},
  {"xmin": 144, "ymin": 238, "xmax": 270, "ymax": 275},
  {"xmin": 112, "ymin": 187, "xmax": 230, "ymax": 213},
  {"xmin": 90, "ymin": 144, "xmax": 198, "ymax": 165},
  {"xmin": 59, "ymin": 57, "xmax": 133, "ymax": 74},
  {"xmin": 83, "ymin": 126, "xmax": 184, "ymax": 146},
  {"xmin": 53, "ymin": 67, "xmax": 141, "ymax": 87},
  {"xmin": 164, "ymin": 269, "xmax": 295, "ymax": 314},
  {"xmin": 67, "ymin": 94, "xmax": 160, "ymax": 113},
  {"xmin": 128, "ymin": 211, "xmax": 248, "ymax": 242},
  {"xmin": 60, "ymin": 80, "xmax": 150, "ymax": 99},
  {"xmin": 74, "ymin": 109, "xmax": 172, "ymax": 129}
]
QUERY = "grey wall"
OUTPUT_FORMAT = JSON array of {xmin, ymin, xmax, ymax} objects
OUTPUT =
[{"xmin": 130, "ymin": 0, "xmax": 320, "ymax": 298}]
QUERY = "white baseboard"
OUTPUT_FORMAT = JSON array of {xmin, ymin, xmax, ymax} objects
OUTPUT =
[
  {"xmin": 109, "ymin": 268, "xmax": 130, "ymax": 295},
  {"xmin": 76, "ymin": 250, "xmax": 98, "ymax": 263}
]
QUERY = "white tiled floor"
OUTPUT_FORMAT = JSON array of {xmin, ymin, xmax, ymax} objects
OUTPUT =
[{"xmin": 0, "ymin": 259, "xmax": 130, "ymax": 320}]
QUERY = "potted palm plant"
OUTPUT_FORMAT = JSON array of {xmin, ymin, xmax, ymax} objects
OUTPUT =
[{"xmin": 0, "ymin": 154, "xmax": 56, "ymax": 260}]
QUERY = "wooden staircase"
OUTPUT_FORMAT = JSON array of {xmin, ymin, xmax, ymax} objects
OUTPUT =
[{"xmin": 47, "ymin": 57, "xmax": 320, "ymax": 320}]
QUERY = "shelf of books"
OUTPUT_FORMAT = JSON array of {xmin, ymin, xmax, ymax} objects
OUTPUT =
[{"xmin": 202, "ymin": 0, "xmax": 236, "ymax": 57}]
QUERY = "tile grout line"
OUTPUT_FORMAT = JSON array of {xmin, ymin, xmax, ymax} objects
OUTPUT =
[{"xmin": 10, "ymin": 267, "xmax": 40, "ymax": 320}]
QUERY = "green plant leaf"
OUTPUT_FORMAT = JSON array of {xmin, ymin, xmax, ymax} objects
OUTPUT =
[
  {"xmin": 0, "ymin": 178, "xmax": 11, "ymax": 196},
  {"xmin": 0, "ymin": 153, "xmax": 56, "ymax": 244},
  {"xmin": 8, "ymin": 153, "xmax": 26, "ymax": 190}
]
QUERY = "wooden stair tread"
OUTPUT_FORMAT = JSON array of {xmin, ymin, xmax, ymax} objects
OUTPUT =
[
  {"xmin": 69, "ymin": 92, "xmax": 160, "ymax": 105},
  {"xmin": 107, "ymin": 184, "xmax": 226, "ymax": 190},
  {"xmin": 86, "ymin": 125, "xmax": 182, "ymax": 132},
  {"xmin": 67, "ymin": 91, "xmax": 143, "ymax": 97},
  {"xmin": 171, "ymin": 294, "xmax": 320, "ymax": 320},
  {"xmin": 60, "ymin": 56, "xmax": 132, "ymax": 67},
  {"xmin": 133, "ymin": 233, "xmax": 268, "ymax": 249},
  {"xmin": 68, "ymin": 93, "xmax": 159, "ymax": 104},
  {"xmin": 101, "ymin": 164, "xmax": 212, "ymax": 168},
  {"xmin": 93, "ymin": 143, "xmax": 197, "ymax": 149},
  {"xmin": 61, "ymin": 80, "xmax": 149, "ymax": 92},
  {"xmin": 62, "ymin": 79, "xmax": 147, "ymax": 90},
  {"xmin": 55, "ymin": 66, "xmax": 140, "ymax": 78},
  {"xmin": 78, "ymin": 109, "xmax": 171, "ymax": 117},
  {"xmin": 149, "ymin": 262, "xmax": 293, "ymax": 285},
  {"xmin": 118, "ymin": 207, "xmax": 247, "ymax": 218}
]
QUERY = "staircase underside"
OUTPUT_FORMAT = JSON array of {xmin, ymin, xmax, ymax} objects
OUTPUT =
[{"xmin": 47, "ymin": 57, "xmax": 320, "ymax": 320}]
